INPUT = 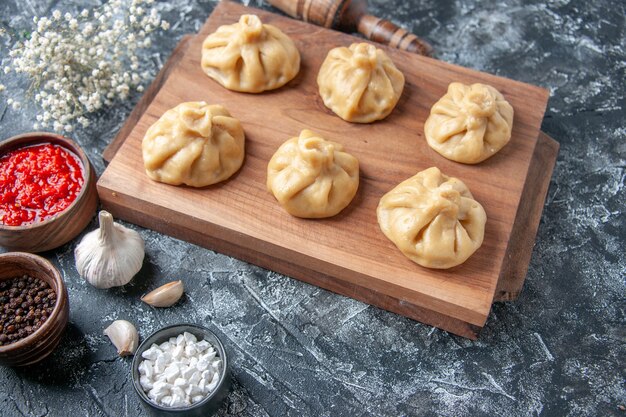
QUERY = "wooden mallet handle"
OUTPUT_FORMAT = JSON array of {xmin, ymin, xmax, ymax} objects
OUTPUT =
[
  {"xmin": 357, "ymin": 14, "xmax": 432, "ymax": 56},
  {"xmin": 267, "ymin": 0, "xmax": 433, "ymax": 56}
]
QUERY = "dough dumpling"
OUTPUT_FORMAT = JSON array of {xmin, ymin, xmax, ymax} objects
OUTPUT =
[
  {"xmin": 377, "ymin": 167, "xmax": 486, "ymax": 269},
  {"xmin": 267, "ymin": 130, "xmax": 359, "ymax": 218},
  {"xmin": 142, "ymin": 102, "xmax": 245, "ymax": 187},
  {"xmin": 201, "ymin": 14, "xmax": 300, "ymax": 93},
  {"xmin": 424, "ymin": 82, "xmax": 514, "ymax": 164},
  {"xmin": 317, "ymin": 43, "xmax": 405, "ymax": 123}
]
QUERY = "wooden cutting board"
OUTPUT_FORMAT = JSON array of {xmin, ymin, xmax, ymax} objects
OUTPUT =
[{"xmin": 98, "ymin": 1, "xmax": 559, "ymax": 339}]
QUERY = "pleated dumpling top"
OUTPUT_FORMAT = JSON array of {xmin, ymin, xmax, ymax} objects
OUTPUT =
[
  {"xmin": 317, "ymin": 43, "xmax": 405, "ymax": 123},
  {"xmin": 201, "ymin": 14, "xmax": 301, "ymax": 93},
  {"xmin": 142, "ymin": 102, "xmax": 245, "ymax": 187},
  {"xmin": 267, "ymin": 130, "xmax": 359, "ymax": 218},
  {"xmin": 377, "ymin": 167, "xmax": 486, "ymax": 269},
  {"xmin": 424, "ymin": 82, "xmax": 514, "ymax": 164}
]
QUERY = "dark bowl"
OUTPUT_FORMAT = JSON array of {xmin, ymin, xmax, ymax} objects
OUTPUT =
[
  {"xmin": 0, "ymin": 132, "xmax": 99, "ymax": 252},
  {"xmin": 0, "ymin": 252, "xmax": 70, "ymax": 366},
  {"xmin": 131, "ymin": 323, "xmax": 231, "ymax": 416}
]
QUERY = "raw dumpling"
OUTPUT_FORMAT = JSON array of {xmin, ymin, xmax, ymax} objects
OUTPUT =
[
  {"xmin": 377, "ymin": 167, "xmax": 486, "ymax": 269},
  {"xmin": 201, "ymin": 14, "xmax": 301, "ymax": 93},
  {"xmin": 424, "ymin": 82, "xmax": 514, "ymax": 164},
  {"xmin": 142, "ymin": 102, "xmax": 245, "ymax": 187},
  {"xmin": 267, "ymin": 129, "xmax": 359, "ymax": 218},
  {"xmin": 317, "ymin": 42, "xmax": 405, "ymax": 123}
]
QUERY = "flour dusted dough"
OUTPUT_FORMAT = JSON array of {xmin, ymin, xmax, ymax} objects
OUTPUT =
[
  {"xmin": 267, "ymin": 130, "xmax": 359, "ymax": 218},
  {"xmin": 377, "ymin": 167, "xmax": 486, "ymax": 269},
  {"xmin": 317, "ymin": 43, "xmax": 405, "ymax": 123},
  {"xmin": 424, "ymin": 82, "xmax": 514, "ymax": 164},
  {"xmin": 142, "ymin": 102, "xmax": 245, "ymax": 187},
  {"xmin": 201, "ymin": 14, "xmax": 300, "ymax": 93}
]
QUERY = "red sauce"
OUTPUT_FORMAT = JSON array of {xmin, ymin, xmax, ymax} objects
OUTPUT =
[{"xmin": 0, "ymin": 143, "xmax": 84, "ymax": 226}]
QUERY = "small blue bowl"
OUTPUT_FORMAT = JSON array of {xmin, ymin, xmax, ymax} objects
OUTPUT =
[{"xmin": 131, "ymin": 323, "xmax": 231, "ymax": 416}]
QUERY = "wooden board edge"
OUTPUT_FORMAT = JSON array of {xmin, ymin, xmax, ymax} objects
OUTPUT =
[
  {"xmin": 494, "ymin": 132, "xmax": 560, "ymax": 301},
  {"xmin": 102, "ymin": 35, "xmax": 194, "ymax": 162},
  {"xmin": 98, "ymin": 185, "xmax": 482, "ymax": 339}
]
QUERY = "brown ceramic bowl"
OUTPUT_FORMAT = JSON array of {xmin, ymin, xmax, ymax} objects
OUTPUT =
[
  {"xmin": 0, "ymin": 252, "xmax": 69, "ymax": 366},
  {"xmin": 0, "ymin": 132, "xmax": 99, "ymax": 252}
]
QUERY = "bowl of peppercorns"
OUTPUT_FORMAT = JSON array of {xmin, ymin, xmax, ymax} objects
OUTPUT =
[{"xmin": 0, "ymin": 252, "xmax": 69, "ymax": 366}]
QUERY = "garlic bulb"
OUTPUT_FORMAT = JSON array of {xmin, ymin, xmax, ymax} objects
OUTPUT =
[
  {"xmin": 141, "ymin": 280, "xmax": 184, "ymax": 307},
  {"xmin": 75, "ymin": 210, "xmax": 145, "ymax": 289},
  {"xmin": 104, "ymin": 320, "xmax": 139, "ymax": 356}
]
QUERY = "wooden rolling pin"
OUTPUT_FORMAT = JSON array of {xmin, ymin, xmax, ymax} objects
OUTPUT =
[{"xmin": 267, "ymin": 0, "xmax": 433, "ymax": 56}]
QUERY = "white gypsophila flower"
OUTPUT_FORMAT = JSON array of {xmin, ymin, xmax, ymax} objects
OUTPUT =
[{"xmin": 3, "ymin": 0, "xmax": 168, "ymax": 132}]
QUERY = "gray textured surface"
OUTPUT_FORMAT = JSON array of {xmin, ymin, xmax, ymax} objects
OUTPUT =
[{"xmin": 0, "ymin": 0, "xmax": 624, "ymax": 416}]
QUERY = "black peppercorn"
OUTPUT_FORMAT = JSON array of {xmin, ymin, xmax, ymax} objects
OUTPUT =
[{"xmin": 0, "ymin": 275, "xmax": 57, "ymax": 345}]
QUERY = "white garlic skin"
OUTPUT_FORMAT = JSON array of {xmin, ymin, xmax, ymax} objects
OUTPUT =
[
  {"xmin": 75, "ymin": 210, "xmax": 145, "ymax": 289},
  {"xmin": 104, "ymin": 320, "xmax": 139, "ymax": 356}
]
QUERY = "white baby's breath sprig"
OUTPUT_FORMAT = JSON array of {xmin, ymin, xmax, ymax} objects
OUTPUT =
[{"xmin": 1, "ymin": 0, "xmax": 168, "ymax": 132}]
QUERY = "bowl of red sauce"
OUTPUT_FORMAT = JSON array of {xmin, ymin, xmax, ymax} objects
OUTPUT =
[{"xmin": 0, "ymin": 132, "xmax": 98, "ymax": 252}]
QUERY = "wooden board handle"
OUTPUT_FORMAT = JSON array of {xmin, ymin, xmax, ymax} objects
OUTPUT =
[{"xmin": 357, "ymin": 14, "xmax": 432, "ymax": 56}]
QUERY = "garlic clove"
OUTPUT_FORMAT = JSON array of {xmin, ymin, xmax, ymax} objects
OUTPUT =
[
  {"xmin": 75, "ymin": 210, "xmax": 145, "ymax": 289},
  {"xmin": 104, "ymin": 320, "xmax": 139, "ymax": 356},
  {"xmin": 141, "ymin": 280, "xmax": 184, "ymax": 308}
]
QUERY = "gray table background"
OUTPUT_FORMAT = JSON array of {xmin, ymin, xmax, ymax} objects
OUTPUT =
[{"xmin": 0, "ymin": 0, "xmax": 624, "ymax": 416}]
